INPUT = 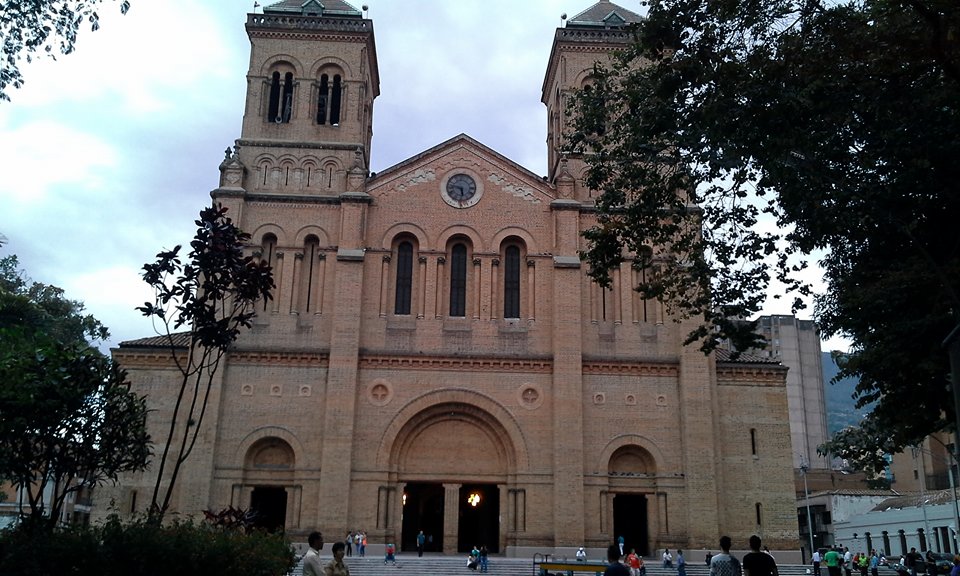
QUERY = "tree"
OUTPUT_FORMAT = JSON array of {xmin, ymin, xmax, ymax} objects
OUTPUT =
[
  {"xmin": 138, "ymin": 204, "xmax": 273, "ymax": 521},
  {"xmin": 0, "ymin": 255, "xmax": 150, "ymax": 525},
  {"xmin": 0, "ymin": 0, "xmax": 131, "ymax": 101},
  {"xmin": 569, "ymin": 0, "xmax": 960, "ymax": 474}
]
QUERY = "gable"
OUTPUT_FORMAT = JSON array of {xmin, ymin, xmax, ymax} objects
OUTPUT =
[{"xmin": 367, "ymin": 134, "xmax": 555, "ymax": 208}]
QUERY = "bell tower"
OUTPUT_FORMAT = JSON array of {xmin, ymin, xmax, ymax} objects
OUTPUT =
[
  {"xmin": 541, "ymin": 0, "xmax": 642, "ymax": 201},
  {"xmin": 230, "ymin": 0, "xmax": 379, "ymax": 196}
]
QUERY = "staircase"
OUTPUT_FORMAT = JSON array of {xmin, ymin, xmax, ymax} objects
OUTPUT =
[{"xmin": 289, "ymin": 554, "xmax": 814, "ymax": 576}]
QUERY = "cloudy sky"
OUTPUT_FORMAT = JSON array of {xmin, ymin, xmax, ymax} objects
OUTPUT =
[{"xmin": 0, "ymin": 0, "xmax": 843, "ymax": 352}]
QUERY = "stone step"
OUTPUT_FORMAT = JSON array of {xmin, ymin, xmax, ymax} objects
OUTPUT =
[{"xmin": 289, "ymin": 554, "xmax": 813, "ymax": 576}]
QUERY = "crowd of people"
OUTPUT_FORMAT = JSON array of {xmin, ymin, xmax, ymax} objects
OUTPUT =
[
  {"xmin": 602, "ymin": 535, "xmax": 778, "ymax": 576},
  {"xmin": 813, "ymin": 546, "xmax": 960, "ymax": 576}
]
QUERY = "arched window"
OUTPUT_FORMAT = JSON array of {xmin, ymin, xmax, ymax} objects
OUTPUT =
[
  {"xmin": 261, "ymin": 234, "xmax": 277, "ymax": 311},
  {"xmin": 504, "ymin": 245, "xmax": 521, "ymax": 319},
  {"xmin": 330, "ymin": 75, "xmax": 342, "ymax": 125},
  {"xmin": 280, "ymin": 72, "xmax": 294, "ymax": 123},
  {"xmin": 316, "ymin": 74, "xmax": 329, "ymax": 124},
  {"xmin": 394, "ymin": 241, "xmax": 414, "ymax": 315},
  {"xmin": 317, "ymin": 73, "xmax": 343, "ymax": 125},
  {"xmin": 449, "ymin": 243, "xmax": 468, "ymax": 317},
  {"xmin": 267, "ymin": 71, "xmax": 294, "ymax": 123},
  {"xmin": 268, "ymin": 72, "xmax": 282, "ymax": 121},
  {"xmin": 302, "ymin": 235, "xmax": 320, "ymax": 313}
]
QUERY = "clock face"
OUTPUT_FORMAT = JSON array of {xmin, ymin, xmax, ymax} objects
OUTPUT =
[{"xmin": 446, "ymin": 174, "xmax": 476, "ymax": 202}]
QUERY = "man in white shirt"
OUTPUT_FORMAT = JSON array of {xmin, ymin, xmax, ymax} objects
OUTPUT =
[
  {"xmin": 813, "ymin": 550, "xmax": 822, "ymax": 576},
  {"xmin": 303, "ymin": 531, "xmax": 324, "ymax": 576}
]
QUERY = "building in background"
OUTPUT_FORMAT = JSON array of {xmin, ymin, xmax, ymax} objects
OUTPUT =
[{"xmin": 754, "ymin": 315, "xmax": 831, "ymax": 470}]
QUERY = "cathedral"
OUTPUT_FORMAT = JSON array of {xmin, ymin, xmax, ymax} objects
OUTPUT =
[{"xmin": 96, "ymin": 0, "xmax": 799, "ymax": 557}]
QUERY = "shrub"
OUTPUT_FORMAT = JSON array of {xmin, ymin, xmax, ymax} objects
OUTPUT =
[{"xmin": 0, "ymin": 515, "xmax": 296, "ymax": 576}]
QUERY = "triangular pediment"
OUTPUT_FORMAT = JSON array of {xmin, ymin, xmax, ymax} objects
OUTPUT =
[{"xmin": 367, "ymin": 133, "xmax": 556, "ymax": 207}]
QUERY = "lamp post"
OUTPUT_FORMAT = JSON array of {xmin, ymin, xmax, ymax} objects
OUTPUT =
[{"xmin": 802, "ymin": 460, "xmax": 816, "ymax": 557}]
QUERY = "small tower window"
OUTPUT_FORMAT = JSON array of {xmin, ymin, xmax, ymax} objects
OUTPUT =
[
  {"xmin": 268, "ymin": 71, "xmax": 282, "ymax": 121},
  {"xmin": 280, "ymin": 72, "xmax": 294, "ymax": 123},
  {"xmin": 330, "ymin": 75, "xmax": 342, "ymax": 125},
  {"xmin": 317, "ymin": 74, "xmax": 329, "ymax": 124},
  {"xmin": 317, "ymin": 73, "xmax": 342, "ymax": 126},
  {"xmin": 268, "ymin": 71, "xmax": 294, "ymax": 123}
]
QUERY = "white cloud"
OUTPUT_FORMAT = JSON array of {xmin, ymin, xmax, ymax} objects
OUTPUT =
[{"xmin": 0, "ymin": 119, "xmax": 117, "ymax": 203}]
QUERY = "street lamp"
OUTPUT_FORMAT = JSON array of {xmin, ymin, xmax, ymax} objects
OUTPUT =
[{"xmin": 801, "ymin": 460, "xmax": 816, "ymax": 558}]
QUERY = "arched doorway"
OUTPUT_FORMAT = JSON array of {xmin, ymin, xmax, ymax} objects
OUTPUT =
[
  {"xmin": 243, "ymin": 437, "xmax": 295, "ymax": 532},
  {"xmin": 609, "ymin": 445, "xmax": 656, "ymax": 556},
  {"xmin": 389, "ymin": 400, "xmax": 517, "ymax": 554}
]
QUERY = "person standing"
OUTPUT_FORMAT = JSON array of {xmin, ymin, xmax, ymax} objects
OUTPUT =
[
  {"xmin": 907, "ymin": 548, "xmax": 922, "ymax": 576},
  {"xmin": 344, "ymin": 532, "xmax": 352, "ymax": 557},
  {"xmin": 303, "ymin": 531, "xmax": 324, "ymax": 576},
  {"xmin": 618, "ymin": 535, "xmax": 625, "ymax": 557},
  {"xmin": 825, "ymin": 548, "xmax": 843, "ymax": 576},
  {"xmin": 324, "ymin": 541, "xmax": 350, "ymax": 576},
  {"xmin": 844, "ymin": 548, "xmax": 853, "ymax": 576},
  {"xmin": 678, "ymin": 550, "xmax": 687, "ymax": 576},
  {"xmin": 743, "ymin": 535, "xmax": 778, "ymax": 576},
  {"xmin": 605, "ymin": 544, "xmax": 632, "ymax": 576},
  {"xmin": 626, "ymin": 549, "xmax": 641, "ymax": 576},
  {"xmin": 870, "ymin": 551, "xmax": 880, "ymax": 576},
  {"xmin": 664, "ymin": 549, "xmax": 674, "ymax": 568},
  {"xmin": 710, "ymin": 536, "xmax": 742, "ymax": 576},
  {"xmin": 813, "ymin": 550, "xmax": 822, "ymax": 576},
  {"xmin": 480, "ymin": 545, "xmax": 489, "ymax": 573},
  {"xmin": 417, "ymin": 530, "xmax": 425, "ymax": 557}
]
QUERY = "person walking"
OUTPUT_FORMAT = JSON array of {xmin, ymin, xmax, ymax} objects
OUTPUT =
[
  {"xmin": 303, "ymin": 532, "xmax": 324, "ymax": 576},
  {"xmin": 825, "ymin": 548, "xmax": 843, "ymax": 576},
  {"xmin": 710, "ymin": 536, "xmax": 742, "ymax": 576},
  {"xmin": 605, "ymin": 544, "xmax": 631, "ymax": 576},
  {"xmin": 480, "ymin": 545, "xmax": 489, "ymax": 573},
  {"xmin": 678, "ymin": 550, "xmax": 687, "ymax": 576},
  {"xmin": 813, "ymin": 550, "xmax": 822, "ymax": 576},
  {"xmin": 417, "ymin": 530, "xmax": 425, "ymax": 557},
  {"xmin": 324, "ymin": 541, "xmax": 350, "ymax": 576},
  {"xmin": 743, "ymin": 535, "xmax": 778, "ymax": 576}
]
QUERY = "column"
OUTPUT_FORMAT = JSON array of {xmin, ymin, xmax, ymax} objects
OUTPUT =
[
  {"xmin": 443, "ymin": 483, "xmax": 462, "ymax": 554},
  {"xmin": 417, "ymin": 255, "xmax": 427, "ymax": 319},
  {"xmin": 550, "ymin": 198, "xmax": 585, "ymax": 547}
]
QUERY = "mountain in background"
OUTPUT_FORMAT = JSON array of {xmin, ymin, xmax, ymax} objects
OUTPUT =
[{"xmin": 822, "ymin": 351, "xmax": 872, "ymax": 436}]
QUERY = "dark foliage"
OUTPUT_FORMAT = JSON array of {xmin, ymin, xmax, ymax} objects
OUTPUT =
[
  {"xmin": 138, "ymin": 204, "xmax": 273, "ymax": 520},
  {"xmin": 569, "ymin": 0, "xmax": 959, "ymax": 473},
  {"xmin": 0, "ymin": 255, "xmax": 149, "ymax": 524},
  {"xmin": 0, "ymin": 515, "xmax": 296, "ymax": 576}
]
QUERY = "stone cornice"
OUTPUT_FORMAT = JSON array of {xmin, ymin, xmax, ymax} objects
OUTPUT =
[
  {"xmin": 236, "ymin": 139, "xmax": 365, "ymax": 152},
  {"xmin": 359, "ymin": 354, "xmax": 553, "ymax": 373},
  {"xmin": 246, "ymin": 14, "xmax": 372, "ymax": 35},
  {"xmin": 716, "ymin": 364, "xmax": 787, "ymax": 385},
  {"xmin": 244, "ymin": 193, "xmax": 342, "ymax": 205},
  {"xmin": 113, "ymin": 350, "xmax": 185, "ymax": 368},
  {"xmin": 228, "ymin": 350, "xmax": 329, "ymax": 367},
  {"xmin": 582, "ymin": 361, "xmax": 679, "ymax": 377}
]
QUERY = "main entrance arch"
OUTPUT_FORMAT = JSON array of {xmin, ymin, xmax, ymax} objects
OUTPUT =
[{"xmin": 379, "ymin": 391, "xmax": 527, "ymax": 554}]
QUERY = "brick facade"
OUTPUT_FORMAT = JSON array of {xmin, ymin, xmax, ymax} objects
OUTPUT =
[{"xmin": 94, "ymin": 0, "xmax": 798, "ymax": 556}]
